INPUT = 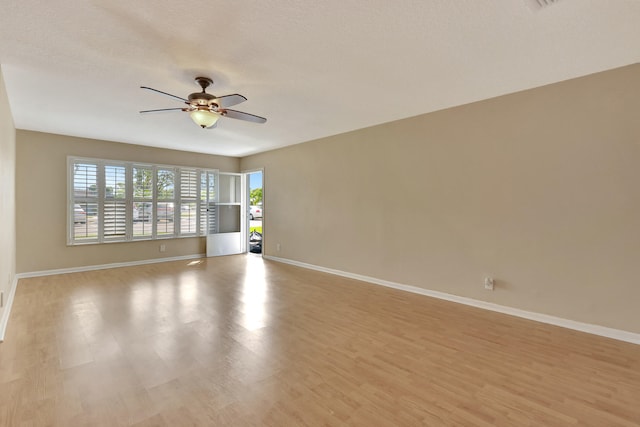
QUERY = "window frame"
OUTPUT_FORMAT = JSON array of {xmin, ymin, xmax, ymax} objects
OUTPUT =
[{"xmin": 68, "ymin": 156, "xmax": 218, "ymax": 246}]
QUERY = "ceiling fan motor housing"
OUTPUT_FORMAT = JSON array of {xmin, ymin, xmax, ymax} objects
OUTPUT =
[
  {"xmin": 188, "ymin": 91, "xmax": 218, "ymax": 108},
  {"xmin": 189, "ymin": 77, "xmax": 218, "ymax": 109}
]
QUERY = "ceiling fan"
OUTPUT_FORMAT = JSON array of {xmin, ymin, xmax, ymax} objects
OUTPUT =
[{"xmin": 140, "ymin": 77, "xmax": 267, "ymax": 129}]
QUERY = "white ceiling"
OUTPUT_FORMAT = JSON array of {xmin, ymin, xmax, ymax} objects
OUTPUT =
[{"xmin": 1, "ymin": 1, "xmax": 639, "ymax": 157}]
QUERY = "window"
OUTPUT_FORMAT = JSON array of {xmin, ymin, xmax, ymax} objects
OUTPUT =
[{"xmin": 68, "ymin": 157, "xmax": 218, "ymax": 245}]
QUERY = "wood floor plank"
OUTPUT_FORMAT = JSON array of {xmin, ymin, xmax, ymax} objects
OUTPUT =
[{"xmin": 1, "ymin": 254, "xmax": 639, "ymax": 426}]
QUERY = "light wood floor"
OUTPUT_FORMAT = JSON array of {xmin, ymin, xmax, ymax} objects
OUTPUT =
[{"xmin": 1, "ymin": 255, "xmax": 639, "ymax": 426}]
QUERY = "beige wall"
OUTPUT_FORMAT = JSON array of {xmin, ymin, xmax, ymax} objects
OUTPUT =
[
  {"xmin": 16, "ymin": 131, "xmax": 239, "ymax": 273},
  {"xmin": 242, "ymin": 64, "xmax": 640, "ymax": 333},
  {"xmin": 0, "ymin": 67, "xmax": 16, "ymax": 327}
]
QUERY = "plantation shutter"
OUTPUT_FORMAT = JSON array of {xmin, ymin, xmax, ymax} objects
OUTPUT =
[
  {"xmin": 180, "ymin": 169, "xmax": 198, "ymax": 235},
  {"xmin": 103, "ymin": 164, "xmax": 127, "ymax": 239},
  {"xmin": 71, "ymin": 161, "xmax": 99, "ymax": 242},
  {"xmin": 200, "ymin": 171, "xmax": 217, "ymax": 235},
  {"xmin": 156, "ymin": 168, "xmax": 176, "ymax": 237},
  {"xmin": 132, "ymin": 166, "xmax": 153, "ymax": 238}
]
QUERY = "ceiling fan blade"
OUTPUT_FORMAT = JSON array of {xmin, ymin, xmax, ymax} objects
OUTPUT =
[
  {"xmin": 221, "ymin": 109, "xmax": 267, "ymax": 124},
  {"xmin": 215, "ymin": 94, "xmax": 247, "ymax": 108},
  {"xmin": 139, "ymin": 108, "xmax": 185, "ymax": 113},
  {"xmin": 140, "ymin": 86, "xmax": 188, "ymax": 102}
]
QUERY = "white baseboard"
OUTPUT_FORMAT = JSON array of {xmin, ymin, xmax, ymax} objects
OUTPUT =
[
  {"xmin": 0, "ymin": 276, "xmax": 19, "ymax": 342},
  {"xmin": 264, "ymin": 255, "xmax": 640, "ymax": 345},
  {"xmin": 15, "ymin": 253, "xmax": 206, "ymax": 279}
]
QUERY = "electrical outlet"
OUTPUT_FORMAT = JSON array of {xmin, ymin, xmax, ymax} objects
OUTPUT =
[
  {"xmin": 484, "ymin": 277, "xmax": 494, "ymax": 291},
  {"xmin": 159, "ymin": 244, "xmax": 166, "ymax": 253},
  {"xmin": 276, "ymin": 243, "xmax": 281, "ymax": 252}
]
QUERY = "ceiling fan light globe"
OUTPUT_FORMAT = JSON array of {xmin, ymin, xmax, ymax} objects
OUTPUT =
[{"xmin": 190, "ymin": 110, "xmax": 219, "ymax": 128}]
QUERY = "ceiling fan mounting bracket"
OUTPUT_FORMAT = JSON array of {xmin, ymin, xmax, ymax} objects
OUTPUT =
[{"xmin": 195, "ymin": 76, "xmax": 213, "ymax": 91}]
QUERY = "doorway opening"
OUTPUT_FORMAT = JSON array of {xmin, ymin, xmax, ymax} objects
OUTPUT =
[{"xmin": 246, "ymin": 170, "xmax": 263, "ymax": 255}]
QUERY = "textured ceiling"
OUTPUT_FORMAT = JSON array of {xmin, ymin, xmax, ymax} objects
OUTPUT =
[{"xmin": 1, "ymin": 0, "xmax": 639, "ymax": 157}]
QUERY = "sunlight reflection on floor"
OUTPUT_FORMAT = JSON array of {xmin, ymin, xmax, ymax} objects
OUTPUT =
[{"xmin": 240, "ymin": 256, "xmax": 268, "ymax": 331}]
